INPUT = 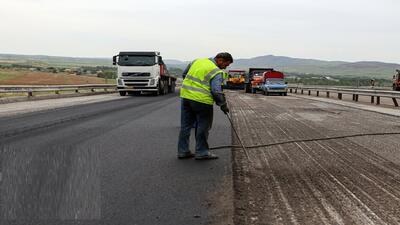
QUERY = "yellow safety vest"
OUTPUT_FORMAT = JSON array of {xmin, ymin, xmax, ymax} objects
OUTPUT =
[{"xmin": 180, "ymin": 58, "xmax": 226, "ymax": 105}]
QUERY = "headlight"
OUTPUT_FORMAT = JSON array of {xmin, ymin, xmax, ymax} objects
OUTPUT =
[{"xmin": 150, "ymin": 79, "xmax": 156, "ymax": 85}]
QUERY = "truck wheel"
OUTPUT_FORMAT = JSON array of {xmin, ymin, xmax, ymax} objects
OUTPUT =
[
  {"xmin": 245, "ymin": 84, "xmax": 251, "ymax": 93},
  {"xmin": 266, "ymin": 92, "xmax": 270, "ymax": 96},
  {"xmin": 163, "ymin": 81, "xmax": 168, "ymax": 95},
  {"xmin": 262, "ymin": 90, "xmax": 266, "ymax": 95},
  {"xmin": 119, "ymin": 91, "xmax": 126, "ymax": 96},
  {"xmin": 168, "ymin": 81, "xmax": 176, "ymax": 93},
  {"xmin": 157, "ymin": 81, "xmax": 164, "ymax": 95},
  {"xmin": 283, "ymin": 92, "xmax": 288, "ymax": 96}
]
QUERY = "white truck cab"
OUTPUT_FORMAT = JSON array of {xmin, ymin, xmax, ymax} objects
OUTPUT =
[{"xmin": 113, "ymin": 51, "xmax": 177, "ymax": 96}]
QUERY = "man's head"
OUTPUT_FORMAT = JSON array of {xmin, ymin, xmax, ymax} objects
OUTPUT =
[{"xmin": 214, "ymin": 52, "xmax": 233, "ymax": 69}]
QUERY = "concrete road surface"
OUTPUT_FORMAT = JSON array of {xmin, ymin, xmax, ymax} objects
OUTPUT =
[
  {"xmin": 228, "ymin": 91, "xmax": 400, "ymax": 225},
  {"xmin": 0, "ymin": 93, "xmax": 233, "ymax": 225}
]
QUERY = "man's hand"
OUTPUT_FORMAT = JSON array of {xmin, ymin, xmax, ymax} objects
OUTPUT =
[{"xmin": 220, "ymin": 103, "xmax": 230, "ymax": 114}]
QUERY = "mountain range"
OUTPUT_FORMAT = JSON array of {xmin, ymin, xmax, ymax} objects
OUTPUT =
[{"xmin": 1, "ymin": 53, "xmax": 399, "ymax": 78}]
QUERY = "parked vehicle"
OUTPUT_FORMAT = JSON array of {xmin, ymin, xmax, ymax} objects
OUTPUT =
[
  {"xmin": 113, "ymin": 51, "xmax": 177, "ymax": 96},
  {"xmin": 260, "ymin": 70, "xmax": 288, "ymax": 96},
  {"xmin": 244, "ymin": 68, "xmax": 274, "ymax": 93},
  {"xmin": 393, "ymin": 70, "xmax": 400, "ymax": 91},
  {"xmin": 224, "ymin": 70, "xmax": 246, "ymax": 89}
]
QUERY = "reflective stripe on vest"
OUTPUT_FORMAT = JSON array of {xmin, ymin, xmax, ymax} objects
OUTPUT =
[{"xmin": 180, "ymin": 58, "xmax": 223, "ymax": 105}]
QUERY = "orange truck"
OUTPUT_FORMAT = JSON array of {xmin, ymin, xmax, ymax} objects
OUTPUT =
[
  {"xmin": 224, "ymin": 70, "xmax": 246, "ymax": 89},
  {"xmin": 393, "ymin": 70, "xmax": 400, "ymax": 91}
]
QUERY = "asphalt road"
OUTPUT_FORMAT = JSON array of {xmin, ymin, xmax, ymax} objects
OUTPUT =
[{"xmin": 0, "ymin": 93, "xmax": 233, "ymax": 225}]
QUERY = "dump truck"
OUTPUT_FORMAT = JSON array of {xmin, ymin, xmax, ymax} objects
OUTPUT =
[
  {"xmin": 224, "ymin": 70, "xmax": 246, "ymax": 89},
  {"xmin": 113, "ymin": 51, "xmax": 177, "ymax": 96},
  {"xmin": 260, "ymin": 70, "xmax": 288, "ymax": 96},
  {"xmin": 245, "ymin": 68, "xmax": 274, "ymax": 93},
  {"xmin": 393, "ymin": 70, "xmax": 400, "ymax": 91}
]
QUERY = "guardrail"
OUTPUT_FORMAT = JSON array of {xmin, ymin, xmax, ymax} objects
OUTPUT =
[
  {"xmin": 0, "ymin": 84, "xmax": 117, "ymax": 98},
  {"xmin": 288, "ymin": 86, "xmax": 400, "ymax": 107}
]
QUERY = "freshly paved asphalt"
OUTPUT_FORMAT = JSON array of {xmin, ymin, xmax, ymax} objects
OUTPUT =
[{"xmin": 0, "ymin": 93, "xmax": 232, "ymax": 225}]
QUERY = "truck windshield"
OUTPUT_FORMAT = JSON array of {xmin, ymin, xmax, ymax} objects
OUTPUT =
[{"xmin": 118, "ymin": 55, "xmax": 156, "ymax": 66}]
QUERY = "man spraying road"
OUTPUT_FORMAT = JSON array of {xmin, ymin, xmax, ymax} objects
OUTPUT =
[{"xmin": 178, "ymin": 52, "xmax": 233, "ymax": 160}]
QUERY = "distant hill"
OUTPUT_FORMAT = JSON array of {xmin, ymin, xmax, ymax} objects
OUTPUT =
[
  {"xmin": 1, "ymin": 53, "xmax": 399, "ymax": 78},
  {"xmin": 232, "ymin": 55, "xmax": 399, "ymax": 77},
  {"xmin": 165, "ymin": 55, "xmax": 400, "ymax": 78}
]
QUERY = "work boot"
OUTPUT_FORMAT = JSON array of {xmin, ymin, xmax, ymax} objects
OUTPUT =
[
  {"xmin": 177, "ymin": 152, "xmax": 195, "ymax": 159},
  {"xmin": 195, "ymin": 153, "xmax": 218, "ymax": 160}
]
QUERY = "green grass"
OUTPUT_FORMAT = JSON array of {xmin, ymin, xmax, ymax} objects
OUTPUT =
[{"xmin": 0, "ymin": 71, "xmax": 20, "ymax": 81}]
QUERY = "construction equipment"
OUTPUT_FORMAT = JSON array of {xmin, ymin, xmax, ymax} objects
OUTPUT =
[
  {"xmin": 224, "ymin": 70, "xmax": 246, "ymax": 89},
  {"xmin": 393, "ymin": 70, "xmax": 400, "ymax": 91}
]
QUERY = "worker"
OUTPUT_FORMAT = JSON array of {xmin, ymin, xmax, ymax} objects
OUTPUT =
[{"xmin": 177, "ymin": 52, "xmax": 233, "ymax": 160}]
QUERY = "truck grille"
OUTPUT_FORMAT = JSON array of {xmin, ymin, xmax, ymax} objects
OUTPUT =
[
  {"xmin": 122, "ymin": 72, "xmax": 151, "ymax": 77},
  {"xmin": 123, "ymin": 79, "xmax": 150, "ymax": 87},
  {"xmin": 125, "ymin": 83, "xmax": 148, "ymax": 87}
]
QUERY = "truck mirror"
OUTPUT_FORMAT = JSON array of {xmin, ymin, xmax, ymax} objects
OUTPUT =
[
  {"xmin": 158, "ymin": 56, "xmax": 163, "ymax": 65},
  {"xmin": 112, "ymin": 56, "xmax": 117, "ymax": 65}
]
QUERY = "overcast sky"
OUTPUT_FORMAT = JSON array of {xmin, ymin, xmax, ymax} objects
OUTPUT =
[{"xmin": 1, "ymin": 0, "xmax": 399, "ymax": 63}]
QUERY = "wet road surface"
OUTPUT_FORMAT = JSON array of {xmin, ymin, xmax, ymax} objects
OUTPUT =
[{"xmin": 0, "ymin": 93, "xmax": 233, "ymax": 225}]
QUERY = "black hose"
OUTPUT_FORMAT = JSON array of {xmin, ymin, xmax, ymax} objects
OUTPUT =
[{"xmin": 210, "ymin": 132, "xmax": 400, "ymax": 151}]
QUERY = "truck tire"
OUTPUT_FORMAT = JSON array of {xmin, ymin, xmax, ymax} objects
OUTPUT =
[
  {"xmin": 168, "ymin": 81, "xmax": 176, "ymax": 93},
  {"xmin": 157, "ymin": 81, "xmax": 164, "ymax": 95},
  {"xmin": 245, "ymin": 84, "xmax": 251, "ymax": 93},
  {"xmin": 262, "ymin": 90, "xmax": 266, "ymax": 95},
  {"xmin": 119, "ymin": 91, "xmax": 126, "ymax": 96},
  {"xmin": 283, "ymin": 92, "xmax": 288, "ymax": 96},
  {"xmin": 163, "ymin": 81, "xmax": 168, "ymax": 95}
]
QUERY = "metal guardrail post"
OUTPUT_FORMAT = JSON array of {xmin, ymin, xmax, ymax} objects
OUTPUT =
[
  {"xmin": 392, "ymin": 98, "xmax": 399, "ymax": 107},
  {"xmin": 301, "ymin": 89, "xmax": 304, "ymax": 94},
  {"xmin": 326, "ymin": 91, "xmax": 330, "ymax": 98},
  {"xmin": 338, "ymin": 93, "xmax": 342, "ymax": 100},
  {"xmin": 295, "ymin": 89, "xmax": 298, "ymax": 94},
  {"xmin": 376, "ymin": 96, "xmax": 381, "ymax": 105},
  {"xmin": 371, "ymin": 96, "xmax": 375, "ymax": 104},
  {"xmin": 316, "ymin": 91, "xmax": 319, "ymax": 96},
  {"xmin": 308, "ymin": 90, "xmax": 311, "ymax": 95}
]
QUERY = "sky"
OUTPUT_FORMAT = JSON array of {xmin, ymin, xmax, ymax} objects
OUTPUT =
[{"xmin": 1, "ymin": 0, "xmax": 399, "ymax": 63}]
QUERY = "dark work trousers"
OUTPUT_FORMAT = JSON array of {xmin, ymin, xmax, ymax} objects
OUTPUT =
[{"xmin": 178, "ymin": 98, "xmax": 213, "ymax": 156}]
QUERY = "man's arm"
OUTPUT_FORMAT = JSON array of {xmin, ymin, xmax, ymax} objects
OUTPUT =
[{"xmin": 210, "ymin": 73, "xmax": 229, "ymax": 114}]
